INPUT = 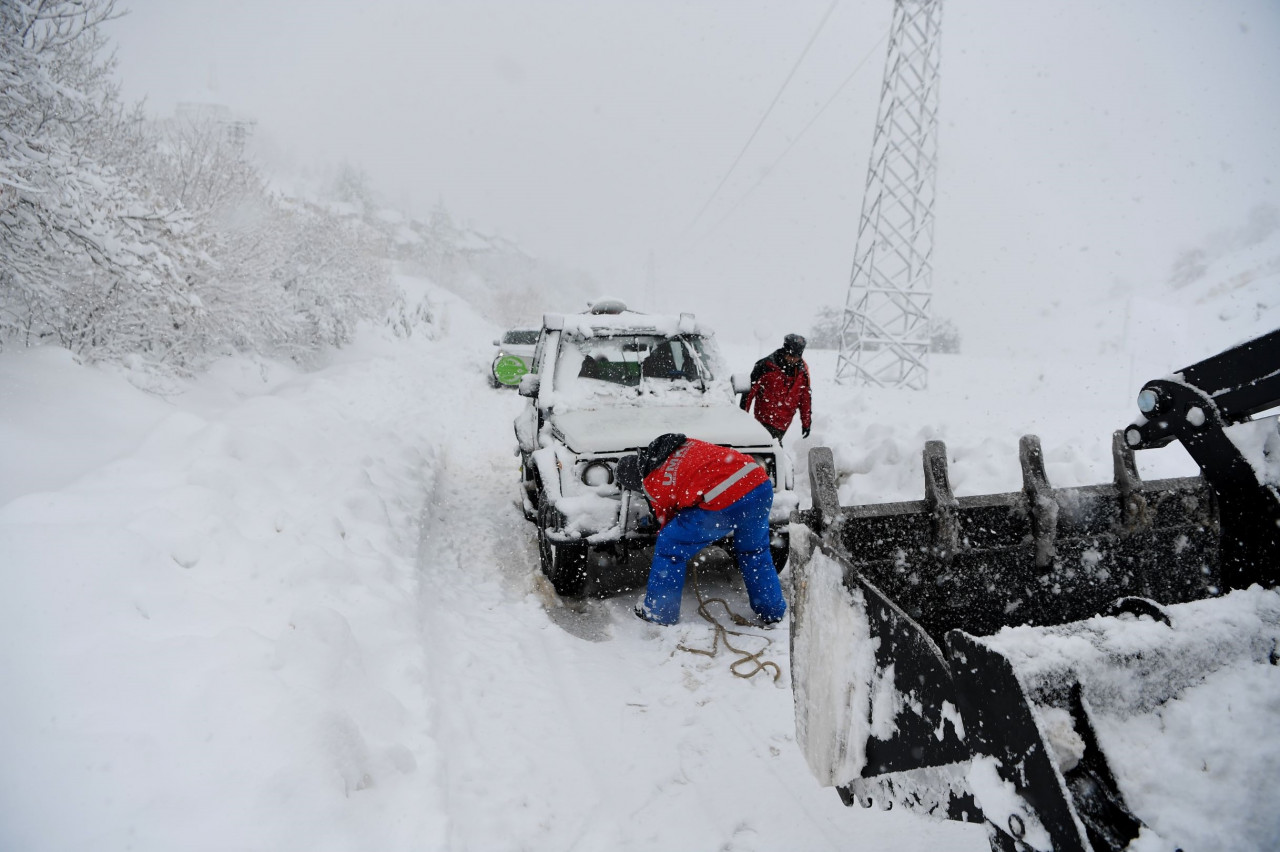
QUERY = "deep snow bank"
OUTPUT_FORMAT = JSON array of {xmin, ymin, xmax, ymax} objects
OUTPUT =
[{"xmin": 0, "ymin": 330, "xmax": 450, "ymax": 850}]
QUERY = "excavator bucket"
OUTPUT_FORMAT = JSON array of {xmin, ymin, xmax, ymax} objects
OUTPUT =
[{"xmin": 790, "ymin": 329, "xmax": 1280, "ymax": 852}]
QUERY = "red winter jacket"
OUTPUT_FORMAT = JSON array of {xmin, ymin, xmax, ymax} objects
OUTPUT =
[
  {"xmin": 641, "ymin": 438, "xmax": 770, "ymax": 528},
  {"xmin": 741, "ymin": 352, "xmax": 812, "ymax": 433}
]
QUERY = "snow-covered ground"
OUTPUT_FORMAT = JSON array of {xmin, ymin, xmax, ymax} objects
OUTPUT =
[{"xmin": 1, "ymin": 251, "xmax": 1276, "ymax": 849}]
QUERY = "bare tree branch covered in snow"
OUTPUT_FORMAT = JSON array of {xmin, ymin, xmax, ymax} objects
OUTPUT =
[
  {"xmin": 142, "ymin": 115, "xmax": 394, "ymax": 363},
  {"xmin": 0, "ymin": 0, "xmax": 194, "ymax": 361},
  {"xmin": 0, "ymin": 0, "xmax": 395, "ymax": 374}
]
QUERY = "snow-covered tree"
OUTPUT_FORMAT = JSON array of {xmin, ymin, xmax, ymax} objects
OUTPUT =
[
  {"xmin": 146, "ymin": 112, "xmax": 265, "ymax": 222},
  {"xmin": 1, "ymin": 0, "xmax": 395, "ymax": 375},
  {"xmin": 0, "ymin": 1, "xmax": 575, "ymax": 373},
  {"xmin": 330, "ymin": 162, "xmax": 376, "ymax": 214},
  {"xmin": 808, "ymin": 305, "xmax": 842, "ymax": 349},
  {"xmin": 0, "ymin": 0, "xmax": 194, "ymax": 362},
  {"xmin": 137, "ymin": 112, "xmax": 395, "ymax": 361},
  {"xmin": 929, "ymin": 317, "xmax": 961, "ymax": 354}
]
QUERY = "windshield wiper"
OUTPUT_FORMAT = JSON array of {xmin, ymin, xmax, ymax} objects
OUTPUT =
[{"xmin": 676, "ymin": 334, "xmax": 709, "ymax": 392}]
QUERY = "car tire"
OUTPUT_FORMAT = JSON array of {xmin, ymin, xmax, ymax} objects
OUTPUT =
[{"xmin": 538, "ymin": 501, "xmax": 589, "ymax": 598}]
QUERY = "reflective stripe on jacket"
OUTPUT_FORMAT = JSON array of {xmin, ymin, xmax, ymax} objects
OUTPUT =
[{"xmin": 641, "ymin": 438, "xmax": 770, "ymax": 527}]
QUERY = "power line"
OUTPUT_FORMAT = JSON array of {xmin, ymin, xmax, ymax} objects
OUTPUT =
[
  {"xmin": 698, "ymin": 26, "xmax": 890, "ymax": 242},
  {"xmin": 685, "ymin": 0, "xmax": 840, "ymax": 233}
]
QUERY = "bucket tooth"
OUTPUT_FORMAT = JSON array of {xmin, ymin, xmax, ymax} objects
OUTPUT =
[
  {"xmin": 922, "ymin": 440, "xmax": 958, "ymax": 563},
  {"xmin": 1019, "ymin": 435, "xmax": 1058, "ymax": 569},
  {"xmin": 1111, "ymin": 430, "xmax": 1150, "ymax": 533},
  {"xmin": 807, "ymin": 446, "xmax": 841, "ymax": 538}
]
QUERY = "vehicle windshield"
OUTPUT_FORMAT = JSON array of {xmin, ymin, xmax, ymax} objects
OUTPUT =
[
  {"xmin": 503, "ymin": 330, "xmax": 540, "ymax": 346},
  {"xmin": 557, "ymin": 333, "xmax": 714, "ymax": 388}
]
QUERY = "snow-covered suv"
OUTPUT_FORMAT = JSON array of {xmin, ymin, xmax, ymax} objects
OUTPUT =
[
  {"xmin": 489, "ymin": 327, "xmax": 539, "ymax": 388},
  {"xmin": 514, "ymin": 300, "xmax": 797, "ymax": 598}
]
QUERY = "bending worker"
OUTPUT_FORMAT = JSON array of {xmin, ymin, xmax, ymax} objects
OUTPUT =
[
  {"xmin": 741, "ymin": 333, "xmax": 812, "ymax": 443},
  {"xmin": 615, "ymin": 433, "xmax": 787, "ymax": 626}
]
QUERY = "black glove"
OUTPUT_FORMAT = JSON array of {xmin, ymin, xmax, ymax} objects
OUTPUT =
[{"xmin": 802, "ymin": 426, "xmax": 811, "ymax": 439}]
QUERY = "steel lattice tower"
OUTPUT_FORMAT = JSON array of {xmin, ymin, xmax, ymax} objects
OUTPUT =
[{"xmin": 836, "ymin": 0, "xmax": 942, "ymax": 389}]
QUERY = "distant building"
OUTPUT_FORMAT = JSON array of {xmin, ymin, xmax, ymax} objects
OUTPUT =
[{"xmin": 175, "ymin": 86, "xmax": 255, "ymax": 152}]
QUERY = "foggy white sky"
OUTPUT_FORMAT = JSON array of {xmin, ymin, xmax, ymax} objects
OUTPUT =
[{"xmin": 106, "ymin": 1, "xmax": 1280, "ymax": 354}]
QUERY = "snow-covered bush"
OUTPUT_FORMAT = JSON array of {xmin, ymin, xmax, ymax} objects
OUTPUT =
[
  {"xmin": 930, "ymin": 317, "xmax": 962, "ymax": 354},
  {"xmin": 0, "ymin": 0, "xmax": 195, "ymax": 363},
  {"xmin": 808, "ymin": 305, "xmax": 843, "ymax": 349},
  {"xmin": 141, "ymin": 114, "xmax": 394, "ymax": 362},
  {"xmin": 0, "ymin": 2, "xmax": 396, "ymax": 374}
]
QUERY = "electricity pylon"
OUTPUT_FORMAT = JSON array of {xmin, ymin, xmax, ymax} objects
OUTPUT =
[{"xmin": 836, "ymin": 0, "xmax": 942, "ymax": 389}]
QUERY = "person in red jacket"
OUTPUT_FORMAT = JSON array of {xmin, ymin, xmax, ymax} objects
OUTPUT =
[
  {"xmin": 616, "ymin": 433, "xmax": 787, "ymax": 626},
  {"xmin": 740, "ymin": 333, "xmax": 812, "ymax": 443}
]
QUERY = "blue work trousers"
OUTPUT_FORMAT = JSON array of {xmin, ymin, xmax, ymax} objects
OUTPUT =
[{"xmin": 640, "ymin": 481, "xmax": 786, "ymax": 625}]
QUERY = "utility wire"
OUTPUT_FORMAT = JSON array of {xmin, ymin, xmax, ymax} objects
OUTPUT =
[
  {"xmin": 697, "ymin": 26, "xmax": 890, "ymax": 243},
  {"xmin": 685, "ymin": 0, "xmax": 840, "ymax": 233}
]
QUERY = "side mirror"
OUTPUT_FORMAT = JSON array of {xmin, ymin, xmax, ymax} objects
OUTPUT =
[
  {"xmin": 731, "ymin": 372, "xmax": 751, "ymax": 394},
  {"xmin": 518, "ymin": 374, "xmax": 541, "ymax": 398}
]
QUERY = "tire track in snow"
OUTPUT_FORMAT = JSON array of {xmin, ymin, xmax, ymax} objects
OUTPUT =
[{"xmin": 412, "ymin": 340, "xmax": 613, "ymax": 848}]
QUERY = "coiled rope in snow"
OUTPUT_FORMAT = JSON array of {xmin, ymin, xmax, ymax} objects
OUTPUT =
[{"xmin": 677, "ymin": 561, "xmax": 781, "ymax": 682}]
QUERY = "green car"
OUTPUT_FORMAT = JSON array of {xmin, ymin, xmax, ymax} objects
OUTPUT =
[{"xmin": 490, "ymin": 328, "xmax": 539, "ymax": 388}]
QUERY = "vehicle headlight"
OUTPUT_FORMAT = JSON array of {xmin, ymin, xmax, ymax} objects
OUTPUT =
[
  {"xmin": 581, "ymin": 460, "xmax": 615, "ymax": 487},
  {"xmin": 750, "ymin": 454, "xmax": 775, "ymax": 483}
]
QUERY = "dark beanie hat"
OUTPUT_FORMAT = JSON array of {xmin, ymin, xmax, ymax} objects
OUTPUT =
[{"xmin": 783, "ymin": 333, "xmax": 807, "ymax": 356}]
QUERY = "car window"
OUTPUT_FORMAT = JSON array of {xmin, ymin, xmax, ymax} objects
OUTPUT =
[
  {"xmin": 556, "ymin": 333, "xmax": 713, "ymax": 388},
  {"xmin": 504, "ymin": 330, "xmax": 540, "ymax": 346}
]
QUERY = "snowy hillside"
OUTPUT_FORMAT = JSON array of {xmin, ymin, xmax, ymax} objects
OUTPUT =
[
  {"xmin": 1, "ymin": 262, "xmax": 1276, "ymax": 850},
  {"xmin": 1113, "ymin": 204, "xmax": 1280, "ymax": 373}
]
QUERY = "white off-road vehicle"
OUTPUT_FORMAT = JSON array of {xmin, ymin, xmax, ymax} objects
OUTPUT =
[{"xmin": 514, "ymin": 300, "xmax": 797, "ymax": 598}]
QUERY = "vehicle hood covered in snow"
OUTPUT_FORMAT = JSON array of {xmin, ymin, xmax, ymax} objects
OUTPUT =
[{"xmin": 551, "ymin": 404, "xmax": 773, "ymax": 454}]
